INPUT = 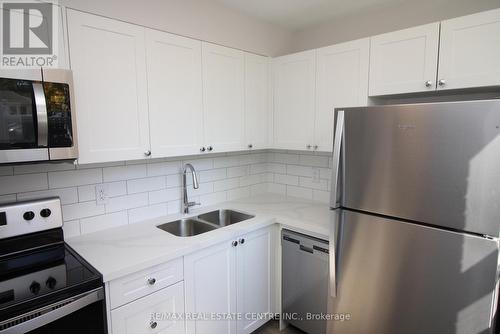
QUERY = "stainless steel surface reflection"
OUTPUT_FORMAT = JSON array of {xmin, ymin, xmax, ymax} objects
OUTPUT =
[
  {"xmin": 156, "ymin": 219, "xmax": 217, "ymax": 237},
  {"xmin": 197, "ymin": 209, "xmax": 255, "ymax": 226}
]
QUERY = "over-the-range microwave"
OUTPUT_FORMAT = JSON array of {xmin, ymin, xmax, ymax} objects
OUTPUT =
[{"xmin": 0, "ymin": 68, "xmax": 78, "ymax": 164}]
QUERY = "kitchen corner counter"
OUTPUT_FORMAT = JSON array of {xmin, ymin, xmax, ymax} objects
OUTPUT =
[{"xmin": 66, "ymin": 193, "xmax": 332, "ymax": 282}]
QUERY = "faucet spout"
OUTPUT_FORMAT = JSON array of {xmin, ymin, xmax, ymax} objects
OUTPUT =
[{"xmin": 182, "ymin": 163, "xmax": 200, "ymax": 214}]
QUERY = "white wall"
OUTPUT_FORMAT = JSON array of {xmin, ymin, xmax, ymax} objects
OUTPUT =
[
  {"xmin": 60, "ymin": 0, "xmax": 293, "ymax": 57},
  {"xmin": 288, "ymin": 0, "xmax": 500, "ymax": 53}
]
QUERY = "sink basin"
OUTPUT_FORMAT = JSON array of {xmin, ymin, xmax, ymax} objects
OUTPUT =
[
  {"xmin": 157, "ymin": 219, "xmax": 217, "ymax": 237},
  {"xmin": 197, "ymin": 209, "xmax": 255, "ymax": 227}
]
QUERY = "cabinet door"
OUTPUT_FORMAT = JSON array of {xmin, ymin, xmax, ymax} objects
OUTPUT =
[
  {"xmin": 111, "ymin": 281, "xmax": 185, "ymax": 334},
  {"xmin": 369, "ymin": 23, "xmax": 440, "ymax": 96},
  {"xmin": 184, "ymin": 240, "xmax": 237, "ymax": 334},
  {"xmin": 244, "ymin": 53, "xmax": 269, "ymax": 151},
  {"xmin": 315, "ymin": 39, "xmax": 369, "ymax": 152},
  {"xmin": 438, "ymin": 8, "xmax": 500, "ymax": 90},
  {"xmin": 236, "ymin": 227, "xmax": 272, "ymax": 334},
  {"xmin": 202, "ymin": 43, "xmax": 245, "ymax": 153},
  {"xmin": 67, "ymin": 10, "xmax": 150, "ymax": 163},
  {"xmin": 272, "ymin": 50, "xmax": 316, "ymax": 151},
  {"xmin": 146, "ymin": 29, "xmax": 203, "ymax": 158}
]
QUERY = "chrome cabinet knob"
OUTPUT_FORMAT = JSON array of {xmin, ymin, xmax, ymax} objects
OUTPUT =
[
  {"xmin": 207, "ymin": 146, "xmax": 213, "ymax": 152},
  {"xmin": 232, "ymin": 240, "xmax": 238, "ymax": 247},
  {"xmin": 425, "ymin": 80, "xmax": 433, "ymax": 87},
  {"xmin": 438, "ymin": 79, "xmax": 446, "ymax": 86},
  {"xmin": 306, "ymin": 144, "xmax": 311, "ymax": 149},
  {"xmin": 147, "ymin": 277, "xmax": 156, "ymax": 286},
  {"xmin": 313, "ymin": 145, "xmax": 318, "ymax": 150},
  {"xmin": 200, "ymin": 147, "xmax": 206, "ymax": 152},
  {"xmin": 239, "ymin": 238, "xmax": 245, "ymax": 244},
  {"xmin": 144, "ymin": 150, "xmax": 151, "ymax": 157},
  {"xmin": 248, "ymin": 144, "xmax": 253, "ymax": 149},
  {"xmin": 150, "ymin": 321, "xmax": 158, "ymax": 329}
]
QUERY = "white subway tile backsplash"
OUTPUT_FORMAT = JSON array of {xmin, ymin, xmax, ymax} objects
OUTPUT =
[
  {"xmin": 49, "ymin": 169, "xmax": 102, "ymax": 188},
  {"xmin": 0, "ymin": 194, "xmax": 16, "ymax": 204},
  {"xmin": 0, "ymin": 173, "xmax": 48, "ymax": 195},
  {"xmin": 274, "ymin": 174, "xmax": 299, "ymax": 186},
  {"xmin": 227, "ymin": 166, "xmax": 249, "ymax": 178},
  {"xmin": 127, "ymin": 176, "xmax": 166, "ymax": 194},
  {"xmin": 128, "ymin": 203, "xmax": 168, "ymax": 224},
  {"xmin": 299, "ymin": 177, "xmax": 328, "ymax": 190},
  {"xmin": 18, "ymin": 188, "xmax": 78, "ymax": 205},
  {"xmin": 14, "ymin": 162, "xmax": 75, "ymax": 175},
  {"xmin": 214, "ymin": 178, "xmax": 240, "ymax": 192},
  {"xmin": 62, "ymin": 220, "xmax": 81, "ymax": 238},
  {"xmin": 62, "ymin": 201, "xmax": 105, "ymax": 221},
  {"xmin": 105, "ymin": 193, "xmax": 148, "ymax": 213},
  {"xmin": 286, "ymin": 185, "xmax": 313, "ymax": 200},
  {"xmin": 0, "ymin": 150, "xmax": 332, "ymax": 237},
  {"xmin": 149, "ymin": 188, "xmax": 182, "ymax": 204},
  {"xmin": 103, "ymin": 164, "xmax": 146, "ymax": 182},
  {"xmin": 80, "ymin": 211, "xmax": 128, "ymax": 234},
  {"xmin": 147, "ymin": 161, "xmax": 181, "ymax": 176},
  {"xmin": 199, "ymin": 168, "xmax": 227, "ymax": 182}
]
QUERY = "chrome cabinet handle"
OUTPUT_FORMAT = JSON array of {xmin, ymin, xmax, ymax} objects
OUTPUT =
[
  {"xmin": 232, "ymin": 240, "xmax": 238, "ymax": 247},
  {"xmin": 150, "ymin": 321, "xmax": 158, "ymax": 329},
  {"xmin": 239, "ymin": 238, "xmax": 245, "ymax": 244},
  {"xmin": 306, "ymin": 144, "xmax": 311, "ymax": 149},
  {"xmin": 313, "ymin": 145, "xmax": 318, "ymax": 150},
  {"xmin": 438, "ymin": 79, "xmax": 446, "ymax": 86},
  {"xmin": 200, "ymin": 147, "xmax": 206, "ymax": 152},
  {"xmin": 147, "ymin": 278, "xmax": 156, "ymax": 286},
  {"xmin": 207, "ymin": 146, "xmax": 213, "ymax": 152},
  {"xmin": 425, "ymin": 80, "xmax": 433, "ymax": 87},
  {"xmin": 248, "ymin": 144, "xmax": 253, "ymax": 149},
  {"xmin": 144, "ymin": 150, "xmax": 151, "ymax": 157}
]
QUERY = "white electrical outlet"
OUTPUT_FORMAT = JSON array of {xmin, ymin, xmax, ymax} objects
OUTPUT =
[
  {"xmin": 312, "ymin": 168, "xmax": 321, "ymax": 183},
  {"xmin": 95, "ymin": 184, "xmax": 109, "ymax": 205}
]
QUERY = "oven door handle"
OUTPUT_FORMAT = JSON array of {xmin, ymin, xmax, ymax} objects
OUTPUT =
[
  {"xmin": 0, "ymin": 287, "xmax": 104, "ymax": 334},
  {"xmin": 32, "ymin": 82, "xmax": 48, "ymax": 147}
]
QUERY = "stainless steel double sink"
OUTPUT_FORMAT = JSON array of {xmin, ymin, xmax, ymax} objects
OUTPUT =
[{"xmin": 157, "ymin": 209, "xmax": 255, "ymax": 237}]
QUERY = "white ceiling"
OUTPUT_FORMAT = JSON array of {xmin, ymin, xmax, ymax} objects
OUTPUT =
[{"xmin": 214, "ymin": 0, "xmax": 408, "ymax": 30}]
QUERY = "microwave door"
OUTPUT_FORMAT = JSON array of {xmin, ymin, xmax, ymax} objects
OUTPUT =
[{"xmin": 0, "ymin": 78, "xmax": 48, "ymax": 163}]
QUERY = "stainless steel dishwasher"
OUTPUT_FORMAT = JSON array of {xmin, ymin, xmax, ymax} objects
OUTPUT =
[{"xmin": 282, "ymin": 229, "xmax": 329, "ymax": 334}]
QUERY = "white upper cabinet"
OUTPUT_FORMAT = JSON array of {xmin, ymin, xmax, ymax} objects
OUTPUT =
[
  {"xmin": 244, "ymin": 53, "xmax": 269, "ymax": 151},
  {"xmin": 272, "ymin": 50, "xmax": 316, "ymax": 151},
  {"xmin": 315, "ymin": 39, "xmax": 369, "ymax": 152},
  {"xmin": 67, "ymin": 10, "xmax": 150, "ymax": 163},
  {"xmin": 438, "ymin": 8, "xmax": 500, "ymax": 90},
  {"xmin": 369, "ymin": 23, "xmax": 440, "ymax": 96},
  {"xmin": 145, "ymin": 29, "xmax": 203, "ymax": 158},
  {"xmin": 202, "ymin": 43, "xmax": 245, "ymax": 153}
]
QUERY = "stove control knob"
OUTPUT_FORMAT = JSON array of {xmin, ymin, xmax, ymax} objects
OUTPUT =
[
  {"xmin": 30, "ymin": 281, "xmax": 41, "ymax": 295},
  {"xmin": 40, "ymin": 208, "xmax": 51, "ymax": 218},
  {"xmin": 46, "ymin": 277, "xmax": 57, "ymax": 289},
  {"xmin": 23, "ymin": 211, "xmax": 35, "ymax": 221}
]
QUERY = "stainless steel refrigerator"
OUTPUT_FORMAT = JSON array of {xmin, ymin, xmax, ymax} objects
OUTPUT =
[{"xmin": 328, "ymin": 100, "xmax": 500, "ymax": 334}]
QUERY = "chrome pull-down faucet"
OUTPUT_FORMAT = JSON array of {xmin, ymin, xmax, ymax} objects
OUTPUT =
[{"xmin": 182, "ymin": 163, "xmax": 200, "ymax": 214}]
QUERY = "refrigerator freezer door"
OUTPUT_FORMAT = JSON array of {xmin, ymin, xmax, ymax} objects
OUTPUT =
[
  {"xmin": 328, "ymin": 209, "xmax": 499, "ymax": 334},
  {"xmin": 341, "ymin": 100, "xmax": 500, "ymax": 236}
]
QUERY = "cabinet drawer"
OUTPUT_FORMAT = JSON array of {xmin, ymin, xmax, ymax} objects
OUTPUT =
[
  {"xmin": 111, "ymin": 281, "xmax": 185, "ymax": 334},
  {"xmin": 109, "ymin": 258, "xmax": 183, "ymax": 309}
]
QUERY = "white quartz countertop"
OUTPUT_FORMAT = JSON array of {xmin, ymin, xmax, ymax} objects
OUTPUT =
[{"xmin": 66, "ymin": 193, "xmax": 332, "ymax": 282}]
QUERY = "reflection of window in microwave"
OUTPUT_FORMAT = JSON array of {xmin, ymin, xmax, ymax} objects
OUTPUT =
[{"xmin": 44, "ymin": 83, "xmax": 70, "ymax": 113}]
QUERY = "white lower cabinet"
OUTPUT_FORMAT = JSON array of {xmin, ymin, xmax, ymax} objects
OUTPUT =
[
  {"xmin": 184, "ymin": 227, "xmax": 273, "ymax": 334},
  {"xmin": 111, "ymin": 281, "xmax": 185, "ymax": 334}
]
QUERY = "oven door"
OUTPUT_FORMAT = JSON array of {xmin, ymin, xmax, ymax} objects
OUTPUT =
[
  {"xmin": 0, "ymin": 69, "xmax": 49, "ymax": 164},
  {"xmin": 0, "ymin": 288, "xmax": 107, "ymax": 334},
  {"xmin": 42, "ymin": 69, "xmax": 78, "ymax": 161}
]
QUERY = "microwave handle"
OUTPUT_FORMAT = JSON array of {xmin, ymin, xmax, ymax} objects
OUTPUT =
[{"xmin": 33, "ymin": 83, "xmax": 48, "ymax": 147}]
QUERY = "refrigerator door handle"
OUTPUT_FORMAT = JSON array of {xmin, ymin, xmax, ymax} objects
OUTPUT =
[
  {"xmin": 330, "ymin": 110, "xmax": 344, "ymax": 209},
  {"xmin": 330, "ymin": 210, "xmax": 343, "ymax": 298}
]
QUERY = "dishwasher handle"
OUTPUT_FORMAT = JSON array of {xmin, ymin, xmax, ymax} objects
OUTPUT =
[{"xmin": 299, "ymin": 245, "xmax": 313, "ymax": 253}]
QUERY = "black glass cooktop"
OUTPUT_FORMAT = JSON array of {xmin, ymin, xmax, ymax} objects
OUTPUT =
[{"xmin": 0, "ymin": 229, "xmax": 102, "ymax": 322}]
